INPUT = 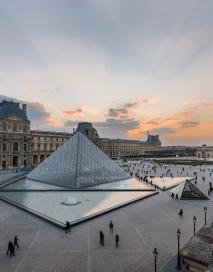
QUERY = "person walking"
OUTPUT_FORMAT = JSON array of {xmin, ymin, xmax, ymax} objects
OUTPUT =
[
  {"xmin": 109, "ymin": 221, "xmax": 113, "ymax": 233},
  {"xmin": 179, "ymin": 209, "xmax": 183, "ymax": 218},
  {"xmin": 99, "ymin": 230, "xmax": 104, "ymax": 246},
  {"xmin": 14, "ymin": 235, "xmax": 19, "ymax": 248},
  {"xmin": 7, "ymin": 241, "xmax": 15, "ymax": 257},
  {"xmin": 115, "ymin": 234, "xmax": 119, "ymax": 248},
  {"xmin": 65, "ymin": 221, "xmax": 71, "ymax": 233},
  {"xmin": 6, "ymin": 241, "xmax": 12, "ymax": 255}
]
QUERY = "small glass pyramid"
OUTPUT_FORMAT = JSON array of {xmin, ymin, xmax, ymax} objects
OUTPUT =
[
  {"xmin": 170, "ymin": 179, "xmax": 209, "ymax": 200},
  {"xmin": 27, "ymin": 132, "xmax": 130, "ymax": 189}
]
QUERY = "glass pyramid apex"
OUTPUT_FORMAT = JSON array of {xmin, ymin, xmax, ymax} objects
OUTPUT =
[{"xmin": 27, "ymin": 132, "xmax": 130, "ymax": 189}]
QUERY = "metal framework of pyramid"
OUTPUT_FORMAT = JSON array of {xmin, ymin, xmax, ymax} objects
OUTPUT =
[
  {"xmin": 170, "ymin": 179, "xmax": 209, "ymax": 200},
  {"xmin": 27, "ymin": 131, "xmax": 130, "ymax": 189}
]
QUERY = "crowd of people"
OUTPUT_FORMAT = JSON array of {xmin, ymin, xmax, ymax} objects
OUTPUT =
[{"xmin": 121, "ymin": 159, "xmax": 213, "ymax": 194}]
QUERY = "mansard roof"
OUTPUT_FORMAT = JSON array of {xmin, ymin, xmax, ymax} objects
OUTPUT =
[{"xmin": 0, "ymin": 100, "xmax": 29, "ymax": 121}]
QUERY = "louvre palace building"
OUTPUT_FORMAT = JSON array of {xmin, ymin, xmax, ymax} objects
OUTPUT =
[{"xmin": 0, "ymin": 100, "xmax": 161, "ymax": 169}]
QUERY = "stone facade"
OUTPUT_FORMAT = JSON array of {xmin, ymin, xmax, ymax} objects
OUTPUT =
[
  {"xmin": 0, "ymin": 100, "xmax": 70, "ymax": 169},
  {"xmin": 76, "ymin": 122, "xmax": 161, "ymax": 158},
  {"xmin": 0, "ymin": 101, "xmax": 162, "ymax": 169},
  {"xmin": 196, "ymin": 145, "xmax": 213, "ymax": 159},
  {"xmin": 31, "ymin": 130, "xmax": 71, "ymax": 166}
]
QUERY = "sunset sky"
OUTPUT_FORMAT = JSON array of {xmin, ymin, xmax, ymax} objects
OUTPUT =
[{"xmin": 0, "ymin": 0, "xmax": 213, "ymax": 145}]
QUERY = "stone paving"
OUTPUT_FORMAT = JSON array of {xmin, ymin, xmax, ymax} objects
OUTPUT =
[{"xmin": 0, "ymin": 162, "xmax": 212, "ymax": 272}]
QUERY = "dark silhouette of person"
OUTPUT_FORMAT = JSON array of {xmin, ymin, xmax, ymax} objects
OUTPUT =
[
  {"xmin": 115, "ymin": 234, "xmax": 119, "ymax": 247},
  {"xmin": 14, "ymin": 235, "xmax": 19, "ymax": 248},
  {"xmin": 171, "ymin": 193, "xmax": 174, "ymax": 199},
  {"xmin": 179, "ymin": 209, "xmax": 183, "ymax": 218},
  {"xmin": 6, "ymin": 241, "xmax": 11, "ymax": 255},
  {"xmin": 175, "ymin": 194, "xmax": 179, "ymax": 200},
  {"xmin": 109, "ymin": 221, "xmax": 113, "ymax": 233},
  {"xmin": 7, "ymin": 241, "xmax": 15, "ymax": 257},
  {"xmin": 65, "ymin": 221, "xmax": 71, "ymax": 233},
  {"xmin": 99, "ymin": 230, "xmax": 104, "ymax": 246}
]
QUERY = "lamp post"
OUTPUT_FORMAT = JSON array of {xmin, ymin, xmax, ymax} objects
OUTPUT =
[
  {"xmin": 153, "ymin": 248, "xmax": 158, "ymax": 272},
  {"xmin": 176, "ymin": 228, "xmax": 181, "ymax": 270},
  {"xmin": 193, "ymin": 216, "xmax": 197, "ymax": 236},
  {"xmin": 204, "ymin": 206, "xmax": 207, "ymax": 226}
]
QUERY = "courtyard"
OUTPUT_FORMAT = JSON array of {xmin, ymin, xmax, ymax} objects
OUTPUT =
[{"xmin": 0, "ymin": 162, "xmax": 212, "ymax": 272}]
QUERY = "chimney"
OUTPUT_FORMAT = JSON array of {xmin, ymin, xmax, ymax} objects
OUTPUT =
[{"xmin": 22, "ymin": 104, "xmax": 27, "ymax": 112}]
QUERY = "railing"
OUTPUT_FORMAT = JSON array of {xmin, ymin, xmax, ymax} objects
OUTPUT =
[{"xmin": 0, "ymin": 173, "xmax": 27, "ymax": 188}]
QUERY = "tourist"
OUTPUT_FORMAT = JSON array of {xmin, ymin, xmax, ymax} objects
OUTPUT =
[
  {"xmin": 179, "ymin": 209, "xmax": 183, "ymax": 218},
  {"xmin": 109, "ymin": 221, "xmax": 113, "ymax": 233},
  {"xmin": 65, "ymin": 221, "xmax": 71, "ymax": 233},
  {"xmin": 175, "ymin": 194, "xmax": 179, "ymax": 200},
  {"xmin": 99, "ymin": 230, "xmax": 104, "ymax": 246},
  {"xmin": 7, "ymin": 241, "xmax": 15, "ymax": 257},
  {"xmin": 115, "ymin": 234, "xmax": 119, "ymax": 247},
  {"xmin": 14, "ymin": 235, "xmax": 19, "ymax": 248}
]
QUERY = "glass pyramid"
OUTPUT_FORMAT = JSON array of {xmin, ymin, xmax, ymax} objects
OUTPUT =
[
  {"xmin": 181, "ymin": 180, "xmax": 209, "ymax": 200},
  {"xmin": 27, "ymin": 132, "xmax": 130, "ymax": 189},
  {"xmin": 170, "ymin": 179, "xmax": 209, "ymax": 200}
]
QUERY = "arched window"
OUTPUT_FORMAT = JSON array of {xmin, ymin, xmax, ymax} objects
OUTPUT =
[
  {"xmin": 13, "ymin": 142, "xmax": 19, "ymax": 152},
  {"xmin": 33, "ymin": 155, "xmax": 38, "ymax": 165}
]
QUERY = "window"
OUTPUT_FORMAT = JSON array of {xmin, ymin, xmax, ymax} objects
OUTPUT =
[
  {"xmin": 23, "ymin": 125, "xmax": 28, "ymax": 133},
  {"xmin": 24, "ymin": 144, "xmax": 27, "ymax": 151},
  {"xmin": 3, "ymin": 143, "xmax": 6, "ymax": 151},
  {"xmin": 13, "ymin": 124, "xmax": 17, "ymax": 132},
  {"xmin": 13, "ymin": 142, "xmax": 19, "ymax": 152},
  {"xmin": 2, "ymin": 122, "xmax": 6, "ymax": 131}
]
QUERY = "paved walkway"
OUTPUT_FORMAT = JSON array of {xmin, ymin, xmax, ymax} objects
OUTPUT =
[{"xmin": 0, "ymin": 163, "xmax": 212, "ymax": 272}]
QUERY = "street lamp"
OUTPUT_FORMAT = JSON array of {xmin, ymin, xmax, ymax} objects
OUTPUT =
[
  {"xmin": 204, "ymin": 206, "xmax": 207, "ymax": 226},
  {"xmin": 153, "ymin": 248, "xmax": 158, "ymax": 272},
  {"xmin": 193, "ymin": 216, "xmax": 197, "ymax": 236},
  {"xmin": 176, "ymin": 228, "xmax": 181, "ymax": 270}
]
